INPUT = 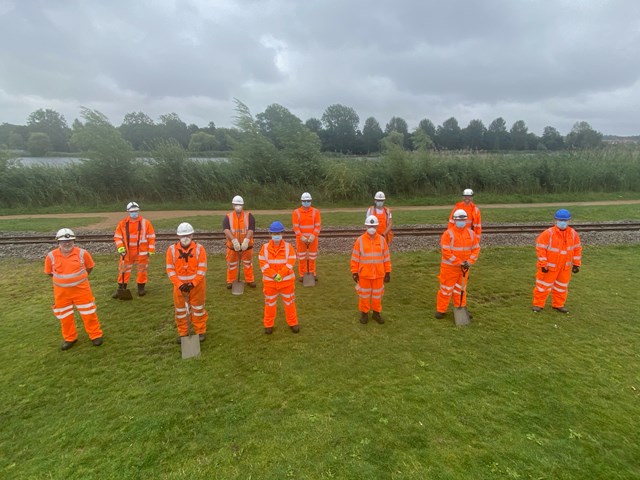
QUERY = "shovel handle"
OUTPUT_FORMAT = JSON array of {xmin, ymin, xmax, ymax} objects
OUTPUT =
[{"xmin": 182, "ymin": 291, "xmax": 194, "ymax": 336}]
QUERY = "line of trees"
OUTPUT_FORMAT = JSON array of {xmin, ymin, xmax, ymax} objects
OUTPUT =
[{"xmin": 0, "ymin": 103, "xmax": 605, "ymax": 157}]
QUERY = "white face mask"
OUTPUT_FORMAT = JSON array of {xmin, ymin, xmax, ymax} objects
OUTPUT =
[
  {"xmin": 129, "ymin": 212, "xmax": 139, "ymax": 220},
  {"xmin": 180, "ymin": 237, "xmax": 191, "ymax": 247},
  {"xmin": 234, "ymin": 205, "xmax": 243, "ymax": 213},
  {"xmin": 455, "ymin": 220, "xmax": 467, "ymax": 228},
  {"xmin": 367, "ymin": 227, "xmax": 377, "ymax": 235},
  {"xmin": 375, "ymin": 201, "xmax": 384, "ymax": 208},
  {"xmin": 556, "ymin": 221, "xmax": 568, "ymax": 230},
  {"xmin": 271, "ymin": 235, "xmax": 282, "ymax": 242},
  {"xmin": 302, "ymin": 201, "xmax": 311, "ymax": 207}
]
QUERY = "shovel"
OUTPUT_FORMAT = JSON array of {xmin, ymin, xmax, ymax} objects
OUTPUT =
[
  {"xmin": 181, "ymin": 292, "xmax": 201, "ymax": 359},
  {"xmin": 231, "ymin": 250, "xmax": 245, "ymax": 295},
  {"xmin": 117, "ymin": 260, "xmax": 133, "ymax": 301},
  {"xmin": 454, "ymin": 268, "xmax": 470, "ymax": 326},
  {"xmin": 302, "ymin": 257, "xmax": 316, "ymax": 287}
]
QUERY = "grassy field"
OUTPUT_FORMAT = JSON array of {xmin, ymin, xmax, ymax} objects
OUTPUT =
[{"xmin": 1, "ymin": 245, "xmax": 639, "ymax": 479}]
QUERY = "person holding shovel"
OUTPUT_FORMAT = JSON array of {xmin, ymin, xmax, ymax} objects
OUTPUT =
[
  {"xmin": 435, "ymin": 209, "xmax": 481, "ymax": 319},
  {"xmin": 44, "ymin": 228, "xmax": 104, "ymax": 350},
  {"xmin": 351, "ymin": 215, "xmax": 392, "ymax": 325},
  {"xmin": 292, "ymin": 191, "xmax": 322, "ymax": 282},
  {"xmin": 112, "ymin": 201, "xmax": 156, "ymax": 298},
  {"xmin": 223, "ymin": 195, "xmax": 256, "ymax": 289},
  {"xmin": 166, "ymin": 222, "xmax": 209, "ymax": 343},
  {"xmin": 532, "ymin": 209, "xmax": 582, "ymax": 314}
]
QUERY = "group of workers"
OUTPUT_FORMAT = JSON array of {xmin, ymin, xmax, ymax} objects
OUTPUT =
[{"xmin": 44, "ymin": 189, "xmax": 582, "ymax": 351}]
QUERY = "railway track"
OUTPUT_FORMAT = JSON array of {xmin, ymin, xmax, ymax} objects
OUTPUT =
[{"xmin": 2, "ymin": 222, "xmax": 639, "ymax": 245}]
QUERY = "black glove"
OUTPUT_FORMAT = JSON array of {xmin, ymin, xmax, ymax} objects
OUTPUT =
[
  {"xmin": 541, "ymin": 267, "xmax": 549, "ymax": 273},
  {"xmin": 461, "ymin": 261, "xmax": 470, "ymax": 271},
  {"xmin": 352, "ymin": 273, "xmax": 359, "ymax": 283},
  {"xmin": 384, "ymin": 272, "xmax": 390, "ymax": 283},
  {"xmin": 179, "ymin": 283, "xmax": 193, "ymax": 292},
  {"xmin": 572, "ymin": 266, "xmax": 580, "ymax": 274}
]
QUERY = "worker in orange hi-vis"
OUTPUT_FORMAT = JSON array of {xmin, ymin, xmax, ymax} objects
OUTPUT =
[
  {"xmin": 532, "ymin": 209, "xmax": 582, "ymax": 314},
  {"xmin": 435, "ymin": 209, "xmax": 481, "ymax": 319},
  {"xmin": 365, "ymin": 191, "xmax": 393, "ymax": 245},
  {"xmin": 166, "ymin": 222, "xmax": 209, "ymax": 343},
  {"xmin": 44, "ymin": 228, "xmax": 104, "ymax": 351},
  {"xmin": 259, "ymin": 221, "xmax": 300, "ymax": 335},
  {"xmin": 223, "ymin": 195, "xmax": 256, "ymax": 289},
  {"xmin": 292, "ymin": 191, "xmax": 322, "ymax": 281},
  {"xmin": 112, "ymin": 201, "xmax": 156, "ymax": 298},
  {"xmin": 350, "ymin": 215, "xmax": 392, "ymax": 325},
  {"xmin": 448, "ymin": 188, "xmax": 482, "ymax": 238}
]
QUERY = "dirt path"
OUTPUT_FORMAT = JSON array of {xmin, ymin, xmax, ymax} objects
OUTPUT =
[{"xmin": 2, "ymin": 200, "xmax": 639, "ymax": 230}]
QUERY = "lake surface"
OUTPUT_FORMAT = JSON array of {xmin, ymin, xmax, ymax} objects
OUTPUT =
[{"xmin": 12, "ymin": 157, "xmax": 230, "ymax": 167}]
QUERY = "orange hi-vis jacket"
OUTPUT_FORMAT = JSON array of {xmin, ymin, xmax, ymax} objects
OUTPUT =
[
  {"xmin": 365, "ymin": 205, "xmax": 392, "ymax": 236},
  {"xmin": 350, "ymin": 233, "xmax": 391, "ymax": 279},
  {"xmin": 166, "ymin": 241, "xmax": 207, "ymax": 288},
  {"xmin": 536, "ymin": 226, "xmax": 582, "ymax": 271},
  {"xmin": 292, "ymin": 206, "xmax": 321, "ymax": 238},
  {"xmin": 449, "ymin": 201, "xmax": 482, "ymax": 237},
  {"xmin": 225, "ymin": 211, "xmax": 254, "ymax": 249},
  {"xmin": 114, "ymin": 217, "xmax": 156, "ymax": 255},
  {"xmin": 259, "ymin": 240, "xmax": 297, "ymax": 286},
  {"xmin": 440, "ymin": 227, "xmax": 480, "ymax": 267},
  {"xmin": 44, "ymin": 246, "xmax": 93, "ymax": 291}
]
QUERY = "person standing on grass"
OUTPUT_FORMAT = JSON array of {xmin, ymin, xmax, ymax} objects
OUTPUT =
[
  {"xmin": 448, "ymin": 188, "xmax": 482, "ymax": 239},
  {"xmin": 532, "ymin": 209, "xmax": 582, "ymax": 314},
  {"xmin": 223, "ymin": 195, "xmax": 256, "ymax": 289},
  {"xmin": 112, "ymin": 201, "xmax": 156, "ymax": 298},
  {"xmin": 292, "ymin": 191, "xmax": 322, "ymax": 282},
  {"xmin": 435, "ymin": 209, "xmax": 481, "ymax": 319},
  {"xmin": 44, "ymin": 228, "xmax": 103, "ymax": 351},
  {"xmin": 259, "ymin": 221, "xmax": 300, "ymax": 334},
  {"xmin": 166, "ymin": 222, "xmax": 209, "ymax": 343},
  {"xmin": 351, "ymin": 215, "xmax": 392, "ymax": 325},
  {"xmin": 366, "ymin": 191, "xmax": 394, "ymax": 245}
]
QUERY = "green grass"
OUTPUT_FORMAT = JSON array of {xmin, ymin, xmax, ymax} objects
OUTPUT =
[
  {"xmin": 0, "ymin": 217, "xmax": 107, "ymax": 232},
  {"xmin": 1, "ymin": 245, "xmax": 639, "ymax": 479}
]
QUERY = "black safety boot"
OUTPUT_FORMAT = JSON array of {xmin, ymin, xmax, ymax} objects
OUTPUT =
[
  {"xmin": 290, "ymin": 325, "xmax": 300, "ymax": 333},
  {"xmin": 226, "ymin": 283, "xmax": 233, "ymax": 289},
  {"xmin": 112, "ymin": 283, "xmax": 126, "ymax": 298},
  {"xmin": 372, "ymin": 311, "xmax": 385, "ymax": 324},
  {"xmin": 199, "ymin": 333, "xmax": 206, "ymax": 342},
  {"xmin": 264, "ymin": 327, "xmax": 273, "ymax": 335},
  {"xmin": 359, "ymin": 312, "xmax": 369, "ymax": 324},
  {"xmin": 553, "ymin": 306, "xmax": 569, "ymax": 314},
  {"xmin": 61, "ymin": 339, "xmax": 77, "ymax": 351},
  {"xmin": 247, "ymin": 282, "xmax": 257, "ymax": 288},
  {"xmin": 532, "ymin": 306, "xmax": 543, "ymax": 313},
  {"xmin": 137, "ymin": 283, "xmax": 146, "ymax": 296},
  {"xmin": 92, "ymin": 337, "xmax": 103, "ymax": 346},
  {"xmin": 434, "ymin": 311, "xmax": 446, "ymax": 319}
]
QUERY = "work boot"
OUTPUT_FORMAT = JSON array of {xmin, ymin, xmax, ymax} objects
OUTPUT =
[
  {"xmin": 92, "ymin": 337, "xmax": 103, "ymax": 347},
  {"xmin": 137, "ymin": 283, "xmax": 146, "ymax": 297},
  {"xmin": 314, "ymin": 276, "xmax": 318, "ymax": 282},
  {"xmin": 61, "ymin": 339, "xmax": 77, "ymax": 351},
  {"xmin": 199, "ymin": 333, "xmax": 206, "ymax": 342},
  {"xmin": 176, "ymin": 335, "xmax": 186, "ymax": 344},
  {"xmin": 372, "ymin": 311, "xmax": 385, "ymax": 324},
  {"xmin": 290, "ymin": 325, "xmax": 300, "ymax": 333},
  {"xmin": 247, "ymin": 282, "xmax": 256, "ymax": 288},
  {"xmin": 264, "ymin": 327, "xmax": 273, "ymax": 335},
  {"xmin": 532, "ymin": 306, "xmax": 543, "ymax": 313},
  {"xmin": 112, "ymin": 283, "xmax": 126, "ymax": 298},
  {"xmin": 553, "ymin": 306, "xmax": 569, "ymax": 314},
  {"xmin": 226, "ymin": 283, "xmax": 232, "ymax": 289},
  {"xmin": 359, "ymin": 312, "xmax": 369, "ymax": 324},
  {"xmin": 298, "ymin": 277, "xmax": 304, "ymax": 283},
  {"xmin": 434, "ymin": 311, "xmax": 445, "ymax": 319}
]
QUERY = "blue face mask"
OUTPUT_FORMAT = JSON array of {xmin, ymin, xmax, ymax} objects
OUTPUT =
[
  {"xmin": 129, "ymin": 212, "xmax": 139, "ymax": 220},
  {"xmin": 455, "ymin": 220, "xmax": 466, "ymax": 228},
  {"xmin": 271, "ymin": 235, "xmax": 282, "ymax": 242},
  {"xmin": 302, "ymin": 201, "xmax": 311, "ymax": 207},
  {"xmin": 556, "ymin": 221, "xmax": 568, "ymax": 230}
]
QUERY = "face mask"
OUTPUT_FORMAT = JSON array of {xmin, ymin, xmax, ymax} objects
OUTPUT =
[
  {"xmin": 367, "ymin": 227, "xmax": 377, "ymax": 235},
  {"xmin": 375, "ymin": 201, "xmax": 384, "ymax": 208},
  {"xmin": 302, "ymin": 201, "xmax": 311, "ymax": 207},
  {"xmin": 556, "ymin": 221, "xmax": 568, "ymax": 230},
  {"xmin": 234, "ymin": 205, "xmax": 243, "ymax": 213},
  {"xmin": 455, "ymin": 220, "xmax": 466, "ymax": 228},
  {"xmin": 129, "ymin": 212, "xmax": 139, "ymax": 220},
  {"xmin": 271, "ymin": 235, "xmax": 282, "ymax": 242},
  {"xmin": 180, "ymin": 237, "xmax": 191, "ymax": 247}
]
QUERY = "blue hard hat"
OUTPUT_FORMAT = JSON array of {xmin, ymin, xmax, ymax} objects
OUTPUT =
[
  {"xmin": 269, "ymin": 221, "xmax": 285, "ymax": 233},
  {"xmin": 554, "ymin": 209, "xmax": 571, "ymax": 220}
]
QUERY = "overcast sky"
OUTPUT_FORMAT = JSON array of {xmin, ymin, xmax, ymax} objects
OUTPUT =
[{"xmin": 1, "ymin": 0, "xmax": 638, "ymax": 136}]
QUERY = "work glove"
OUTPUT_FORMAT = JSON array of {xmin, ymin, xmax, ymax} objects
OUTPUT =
[
  {"xmin": 232, "ymin": 239, "xmax": 241, "ymax": 251},
  {"xmin": 541, "ymin": 266, "xmax": 549, "ymax": 273},
  {"xmin": 241, "ymin": 238, "xmax": 250, "ymax": 251},
  {"xmin": 301, "ymin": 235, "xmax": 308, "ymax": 243},
  {"xmin": 572, "ymin": 265, "xmax": 580, "ymax": 274},
  {"xmin": 149, "ymin": 251, "xmax": 156, "ymax": 256},
  {"xmin": 179, "ymin": 283, "xmax": 190, "ymax": 292},
  {"xmin": 384, "ymin": 272, "xmax": 391, "ymax": 283},
  {"xmin": 352, "ymin": 273, "xmax": 359, "ymax": 283},
  {"xmin": 117, "ymin": 246, "xmax": 126, "ymax": 257},
  {"xmin": 461, "ymin": 261, "xmax": 470, "ymax": 271},
  {"xmin": 307, "ymin": 234, "xmax": 315, "ymax": 243},
  {"xmin": 274, "ymin": 273, "xmax": 282, "ymax": 282}
]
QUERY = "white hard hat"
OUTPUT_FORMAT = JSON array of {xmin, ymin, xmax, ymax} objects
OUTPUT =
[
  {"xmin": 126, "ymin": 201, "xmax": 140, "ymax": 212},
  {"xmin": 232, "ymin": 195, "xmax": 244, "ymax": 205},
  {"xmin": 301, "ymin": 192, "xmax": 312, "ymax": 201},
  {"xmin": 176, "ymin": 222, "xmax": 195, "ymax": 236},
  {"xmin": 365, "ymin": 215, "xmax": 379, "ymax": 226},
  {"xmin": 453, "ymin": 209, "xmax": 468, "ymax": 220},
  {"xmin": 463, "ymin": 189, "xmax": 474, "ymax": 196},
  {"xmin": 374, "ymin": 191, "xmax": 386, "ymax": 201},
  {"xmin": 55, "ymin": 228, "xmax": 76, "ymax": 240}
]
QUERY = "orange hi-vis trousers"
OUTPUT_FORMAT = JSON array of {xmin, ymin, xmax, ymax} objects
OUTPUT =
[
  {"xmin": 51, "ymin": 286, "xmax": 102, "ymax": 342},
  {"xmin": 356, "ymin": 277, "xmax": 385, "ymax": 313},
  {"xmin": 436, "ymin": 265, "xmax": 468, "ymax": 313},
  {"xmin": 262, "ymin": 282, "xmax": 298, "ymax": 328},
  {"xmin": 295, "ymin": 237, "xmax": 319, "ymax": 276},
  {"xmin": 118, "ymin": 249, "xmax": 149, "ymax": 284},
  {"xmin": 225, "ymin": 249, "xmax": 255, "ymax": 283},
  {"xmin": 173, "ymin": 281, "xmax": 208, "ymax": 336},
  {"xmin": 533, "ymin": 267, "xmax": 572, "ymax": 308}
]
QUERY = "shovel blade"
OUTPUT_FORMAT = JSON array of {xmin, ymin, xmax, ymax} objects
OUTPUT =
[
  {"xmin": 302, "ymin": 273, "xmax": 316, "ymax": 287},
  {"xmin": 454, "ymin": 307, "xmax": 470, "ymax": 326},
  {"xmin": 231, "ymin": 280, "xmax": 245, "ymax": 295},
  {"xmin": 117, "ymin": 288, "xmax": 133, "ymax": 301},
  {"xmin": 181, "ymin": 335, "xmax": 201, "ymax": 359}
]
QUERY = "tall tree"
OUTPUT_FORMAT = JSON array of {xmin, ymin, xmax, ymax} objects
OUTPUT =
[
  {"xmin": 565, "ymin": 121, "xmax": 603, "ymax": 149},
  {"xmin": 541, "ymin": 126, "xmax": 564, "ymax": 150},
  {"xmin": 411, "ymin": 127, "xmax": 434, "ymax": 151},
  {"xmin": 385, "ymin": 116, "xmax": 411, "ymax": 149},
  {"xmin": 510, "ymin": 120, "xmax": 529, "ymax": 150},
  {"xmin": 486, "ymin": 117, "xmax": 510, "ymax": 150},
  {"xmin": 462, "ymin": 119, "xmax": 486, "ymax": 150},
  {"xmin": 435, "ymin": 117, "xmax": 463, "ymax": 150},
  {"xmin": 26, "ymin": 108, "xmax": 71, "ymax": 152},
  {"xmin": 256, "ymin": 104, "xmax": 306, "ymax": 149},
  {"xmin": 27, "ymin": 132, "xmax": 51, "ymax": 156},
  {"xmin": 321, "ymin": 104, "xmax": 360, "ymax": 153},
  {"xmin": 158, "ymin": 113, "xmax": 189, "ymax": 148},
  {"xmin": 119, "ymin": 111, "xmax": 156, "ymax": 150},
  {"xmin": 362, "ymin": 117, "xmax": 384, "ymax": 154},
  {"xmin": 417, "ymin": 118, "xmax": 437, "ymax": 140}
]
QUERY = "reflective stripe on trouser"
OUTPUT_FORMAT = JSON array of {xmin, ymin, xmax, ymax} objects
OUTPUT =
[
  {"xmin": 173, "ymin": 280, "xmax": 208, "ymax": 336},
  {"xmin": 51, "ymin": 287, "xmax": 102, "ymax": 341},
  {"xmin": 436, "ymin": 265, "xmax": 467, "ymax": 312},
  {"xmin": 356, "ymin": 277, "xmax": 384, "ymax": 313},
  {"xmin": 225, "ymin": 248, "xmax": 255, "ymax": 283},
  {"xmin": 117, "ymin": 251, "xmax": 149, "ymax": 284},
  {"xmin": 296, "ymin": 237, "xmax": 319, "ymax": 276},
  {"xmin": 533, "ymin": 268, "xmax": 572, "ymax": 308},
  {"xmin": 262, "ymin": 283, "xmax": 298, "ymax": 328}
]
